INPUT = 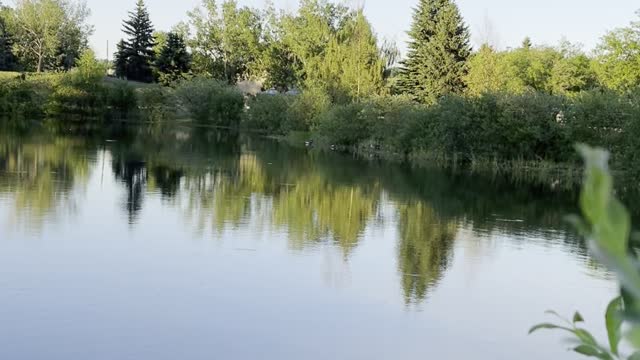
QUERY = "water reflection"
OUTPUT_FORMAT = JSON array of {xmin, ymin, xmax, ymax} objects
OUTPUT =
[
  {"xmin": 0, "ymin": 126, "xmax": 603, "ymax": 300},
  {"xmin": 397, "ymin": 201, "xmax": 457, "ymax": 304},
  {"xmin": 0, "ymin": 133, "xmax": 91, "ymax": 228}
]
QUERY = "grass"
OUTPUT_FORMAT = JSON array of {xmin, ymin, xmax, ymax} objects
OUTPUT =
[{"xmin": 0, "ymin": 71, "xmax": 21, "ymax": 80}]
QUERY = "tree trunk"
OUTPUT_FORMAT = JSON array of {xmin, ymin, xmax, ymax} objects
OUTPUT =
[{"xmin": 37, "ymin": 53, "xmax": 43, "ymax": 73}]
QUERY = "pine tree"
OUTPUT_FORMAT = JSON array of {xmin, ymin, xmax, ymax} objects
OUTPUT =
[
  {"xmin": 154, "ymin": 32, "xmax": 191, "ymax": 85},
  {"xmin": 114, "ymin": 39, "xmax": 129, "ymax": 78},
  {"xmin": 399, "ymin": 0, "xmax": 471, "ymax": 104},
  {"xmin": 117, "ymin": 0, "xmax": 155, "ymax": 82}
]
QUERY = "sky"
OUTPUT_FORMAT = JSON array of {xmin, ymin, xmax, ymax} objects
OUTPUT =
[{"xmin": 83, "ymin": 0, "xmax": 639, "ymax": 60}]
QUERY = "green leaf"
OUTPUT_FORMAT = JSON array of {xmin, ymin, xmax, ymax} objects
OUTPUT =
[
  {"xmin": 573, "ymin": 328, "xmax": 598, "ymax": 346},
  {"xmin": 528, "ymin": 323, "xmax": 571, "ymax": 334},
  {"xmin": 627, "ymin": 326, "xmax": 640, "ymax": 348},
  {"xmin": 629, "ymin": 351, "xmax": 640, "ymax": 360},
  {"xmin": 605, "ymin": 296, "xmax": 623, "ymax": 355},
  {"xmin": 572, "ymin": 345, "xmax": 603, "ymax": 358},
  {"xmin": 573, "ymin": 311, "xmax": 585, "ymax": 324}
]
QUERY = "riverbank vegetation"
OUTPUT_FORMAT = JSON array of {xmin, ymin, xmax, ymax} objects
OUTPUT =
[{"xmin": 1, "ymin": 0, "xmax": 640, "ymax": 175}]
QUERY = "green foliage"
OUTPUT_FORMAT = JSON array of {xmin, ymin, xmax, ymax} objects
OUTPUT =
[
  {"xmin": 398, "ymin": 0, "xmax": 471, "ymax": 104},
  {"xmin": 8, "ymin": 0, "xmax": 91, "ymax": 72},
  {"xmin": 105, "ymin": 82, "xmax": 137, "ymax": 118},
  {"xmin": 0, "ymin": 74, "xmax": 54, "ymax": 119},
  {"xmin": 530, "ymin": 145, "xmax": 640, "ymax": 359},
  {"xmin": 318, "ymin": 10, "xmax": 385, "ymax": 102},
  {"xmin": 174, "ymin": 76, "xmax": 244, "ymax": 126},
  {"xmin": 316, "ymin": 102, "xmax": 373, "ymax": 146},
  {"xmin": 550, "ymin": 52, "xmax": 597, "ymax": 94},
  {"xmin": 154, "ymin": 32, "xmax": 191, "ymax": 85},
  {"xmin": 0, "ymin": 5, "xmax": 17, "ymax": 71},
  {"xmin": 242, "ymin": 94, "xmax": 293, "ymax": 134},
  {"xmin": 286, "ymin": 86, "xmax": 331, "ymax": 131},
  {"xmin": 116, "ymin": 0, "xmax": 155, "ymax": 82},
  {"xmin": 466, "ymin": 41, "xmax": 596, "ymax": 96},
  {"xmin": 594, "ymin": 12, "xmax": 640, "ymax": 92},
  {"xmin": 136, "ymin": 86, "xmax": 176, "ymax": 122},
  {"xmin": 187, "ymin": 0, "xmax": 264, "ymax": 83}
]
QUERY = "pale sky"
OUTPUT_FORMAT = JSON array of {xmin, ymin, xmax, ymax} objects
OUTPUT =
[{"xmin": 83, "ymin": 0, "xmax": 638, "ymax": 60}]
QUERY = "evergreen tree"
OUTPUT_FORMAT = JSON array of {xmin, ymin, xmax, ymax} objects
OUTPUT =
[
  {"xmin": 522, "ymin": 36, "xmax": 532, "ymax": 50},
  {"xmin": 398, "ymin": 0, "xmax": 471, "ymax": 104},
  {"xmin": 117, "ymin": 0, "xmax": 155, "ymax": 82},
  {"xmin": 0, "ymin": 4, "xmax": 16, "ymax": 71},
  {"xmin": 114, "ymin": 39, "xmax": 128, "ymax": 78},
  {"xmin": 154, "ymin": 32, "xmax": 191, "ymax": 85}
]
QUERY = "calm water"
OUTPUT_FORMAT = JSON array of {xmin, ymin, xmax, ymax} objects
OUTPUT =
[{"xmin": 0, "ymin": 127, "xmax": 618, "ymax": 360}]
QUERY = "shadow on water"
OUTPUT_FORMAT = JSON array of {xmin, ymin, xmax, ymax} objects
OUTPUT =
[{"xmin": 0, "ymin": 124, "xmax": 623, "ymax": 304}]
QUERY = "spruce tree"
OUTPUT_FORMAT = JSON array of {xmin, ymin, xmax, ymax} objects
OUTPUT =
[
  {"xmin": 118, "ymin": 0, "xmax": 155, "ymax": 82},
  {"xmin": 114, "ymin": 39, "xmax": 129, "ymax": 78},
  {"xmin": 399, "ymin": 0, "xmax": 471, "ymax": 104},
  {"xmin": 154, "ymin": 32, "xmax": 191, "ymax": 85}
]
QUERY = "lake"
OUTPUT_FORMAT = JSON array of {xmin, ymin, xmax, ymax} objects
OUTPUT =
[{"xmin": 0, "ymin": 126, "xmax": 617, "ymax": 360}]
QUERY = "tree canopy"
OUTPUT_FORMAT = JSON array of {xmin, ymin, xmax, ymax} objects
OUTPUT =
[
  {"xmin": 8, "ymin": 0, "xmax": 91, "ymax": 72},
  {"xmin": 115, "ymin": 0, "xmax": 155, "ymax": 82},
  {"xmin": 398, "ymin": 0, "xmax": 471, "ymax": 104}
]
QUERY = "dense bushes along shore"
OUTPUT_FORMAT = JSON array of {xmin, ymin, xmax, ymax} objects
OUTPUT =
[
  {"xmin": 3, "ymin": 62, "xmax": 640, "ymax": 175},
  {"xmin": 243, "ymin": 90, "xmax": 640, "ymax": 171}
]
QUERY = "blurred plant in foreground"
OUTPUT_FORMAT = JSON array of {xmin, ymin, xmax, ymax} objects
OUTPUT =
[{"xmin": 530, "ymin": 145, "xmax": 640, "ymax": 359}]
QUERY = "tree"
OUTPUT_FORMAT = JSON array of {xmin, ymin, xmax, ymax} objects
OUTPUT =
[
  {"xmin": 116, "ymin": 0, "xmax": 155, "ymax": 82},
  {"xmin": 550, "ymin": 42, "xmax": 597, "ymax": 94},
  {"xmin": 10, "ymin": 0, "xmax": 91, "ymax": 72},
  {"xmin": 187, "ymin": 0, "xmax": 264, "ymax": 83},
  {"xmin": 280, "ymin": 0, "xmax": 350, "ymax": 87},
  {"xmin": 54, "ymin": 0, "xmax": 91, "ymax": 70},
  {"xmin": 465, "ymin": 44, "xmax": 507, "ymax": 95},
  {"xmin": 154, "ymin": 32, "xmax": 191, "ymax": 85},
  {"xmin": 261, "ymin": 1, "xmax": 299, "ymax": 91},
  {"xmin": 593, "ymin": 11, "xmax": 640, "ymax": 91},
  {"xmin": 113, "ymin": 39, "xmax": 128, "ymax": 78},
  {"xmin": 398, "ymin": 0, "xmax": 471, "ymax": 104},
  {"xmin": 320, "ymin": 9, "xmax": 384, "ymax": 101},
  {"xmin": 187, "ymin": 0, "xmax": 224, "ymax": 78},
  {"xmin": 522, "ymin": 36, "xmax": 532, "ymax": 50},
  {"xmin": 219, "ymin": 0, "xmax": 264, "ymax": 82},
  {"xmin": 0, "ymin": 3, "xmax": 17, "ymax": 70}
]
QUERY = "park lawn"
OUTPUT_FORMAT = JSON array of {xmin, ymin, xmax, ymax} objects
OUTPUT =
[{"xmin": 0, "ymin": 71, "xmax": 21, "ymax": 80}]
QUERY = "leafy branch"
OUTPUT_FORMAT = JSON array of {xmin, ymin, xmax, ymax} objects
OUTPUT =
[{"xmin": 530, "ymin": 145, "xmax": 640, "ymax": 359}]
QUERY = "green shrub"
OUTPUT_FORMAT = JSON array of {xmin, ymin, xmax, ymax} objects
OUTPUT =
[
  {"xmin": 494, "ymin": 92, "xmax": 568, "ymax": 160},
  {"xmin": 369, "ymin": 96, "xmax": 427, "ymax": 155},
  {"xmin": 106, "ymin": 82, "xmax": 137, "ymax": 118},
  {"xmin": 45, "ymin": 74, "xmax": 108, "ymax": 120},
  {"xmin": 565, "ymin": 90, "xmax": 637, "ymax": 154},
  {"xmin": 287, "ymin": 86, "xmax": 331, "ymax": 131},
  {"xmin": 316, "ymin": 103, "xmax": 373, "ymax": 146},
  {"xmin": 174, "ymin": 77, "xmax": 244, "ymax": 127},
  {"xmin": 136, "ymin": 86, "xmax": 176, "ymax": 122},
  {"xmin": 45, "ymin": 52, "xmax": 111, "ymax": 121},
  {"xmin": 242, "ymin": 94, "xmax": 293, "ymax": 133},
  {"xmin": 0, "ymin": 76, "xmax": 55, "ymax": 120}
]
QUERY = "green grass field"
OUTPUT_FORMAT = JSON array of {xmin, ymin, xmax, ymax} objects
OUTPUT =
[{"xmin": 0, "ymin": 71, "xmax": 21, "ymax": 80}]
